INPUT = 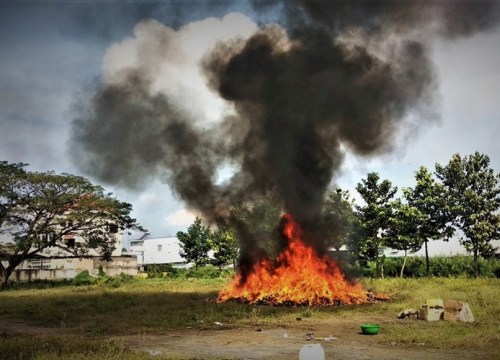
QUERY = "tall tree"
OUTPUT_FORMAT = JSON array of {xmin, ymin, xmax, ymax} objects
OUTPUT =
[
  {"xmin": 0, "ymin": 163, "xmax": 142, "ymax": 288},
  {"xmin": 228, "ymin": 198, "xmax": 282, "ymax": 259},
  {"xmin": 177, "ymin": 217, "xmax": 212, "ymax": 268},
  {"xmin": 322, "ymin": 188, "xmax": 355, "ymax": 251},
  {"xmin": 386, "ymin": 201, "xmax": 425, "ymax": 277},
  {"xmin": 404, "ymin": 166, "xmax": 455, "ymax": 276},
  {"xmin": 210, "ymin": 226, "xmax": 238, "ymax": 269},
  {"xmin": 435, "ymin": 152, "xmax": 500, "ymax": 276},
  {"xmin": 355, "ymin": 172, "xmax": 397, "ymax": 278}
]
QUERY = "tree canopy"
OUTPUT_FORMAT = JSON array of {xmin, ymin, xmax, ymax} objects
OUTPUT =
[
  {"xmin": 0, "ymin": 162, "xmax": 143, "ymax": 288},
  {"xmin": 355, "ymin": 172, "xmax": 397, "ymax": 277},
  {"xmin": 210, "ymin": 226, "xmax": 238, "ymax": 269},
  {"xmin": 436, "ymin": 152, "xmax": 500, "ymax": 275},
  {"xmin": 403, "ymin": 166, "xmax": 455, "ymax": 276},
  {"xmin": 322, "ymin": 188, "xmax": 355, "ymax": 251},
  {"xmin": 176, "ymin": 216, "xmax": 212, "ymax": 268},
  {"xmin": 386, "ymin": 201, "xmax": 425, "ymax": 277}
]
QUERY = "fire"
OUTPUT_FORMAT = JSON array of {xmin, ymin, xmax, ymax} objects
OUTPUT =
[{"xmin": 218, "ymin": 214, "xmax": 368, "ymax": 306}]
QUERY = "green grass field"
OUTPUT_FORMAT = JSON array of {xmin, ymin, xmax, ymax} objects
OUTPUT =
[{"xmin": 0, "ymin": 277, "xmax": 498, "ymax": 359}]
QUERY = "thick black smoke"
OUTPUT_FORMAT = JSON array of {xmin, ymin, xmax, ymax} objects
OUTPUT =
[{"xmin": 71, "ymin": 1, "xmax": 500, "ymax": 271}]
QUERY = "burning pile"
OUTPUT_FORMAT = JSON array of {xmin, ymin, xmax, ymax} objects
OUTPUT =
[{"xmin": 218, "ymin": 214, "xmax": 368, "ymax": 306}]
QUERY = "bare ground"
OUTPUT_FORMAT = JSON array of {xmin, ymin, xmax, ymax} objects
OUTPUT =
[{"xmin": 0, "ymin": 319, "xmax": 494, "ymax": 360}]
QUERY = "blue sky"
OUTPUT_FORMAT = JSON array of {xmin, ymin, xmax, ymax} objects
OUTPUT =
[{"xmin": 1, "ymin": 2, "xmax": 499, "ymax": 255}]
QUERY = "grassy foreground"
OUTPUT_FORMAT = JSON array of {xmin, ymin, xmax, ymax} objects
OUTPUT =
[{"xmin": 0, "ymin": 277, "xmax": 498, "ymax": 359}]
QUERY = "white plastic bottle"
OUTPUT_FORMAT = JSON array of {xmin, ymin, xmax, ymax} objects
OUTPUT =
[{"xmin": 299, "ymin": 343, "xmax": 325, "ymax": 360}]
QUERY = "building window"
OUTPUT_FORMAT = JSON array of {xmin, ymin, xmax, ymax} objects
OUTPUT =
[{"xmin": 157, "ymin": 245, "xmax": 162, "ymax": 252}]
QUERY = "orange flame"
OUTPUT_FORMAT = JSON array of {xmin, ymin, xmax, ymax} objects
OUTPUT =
[{"xmin": 218, "ymin": 214, "xmax": 368, "ymax": 306}]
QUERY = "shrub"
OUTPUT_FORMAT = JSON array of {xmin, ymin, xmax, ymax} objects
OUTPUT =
[
  {"xmin": 72, "ymin": 270, "xmax": 95, "ymax": 286},
  {"xmin": 362, "ymin": 256, "xmax": 500, "ymax": 278},
  {"xmin": 186, "ymin": 265, "xmax": 224, "ymax": 279},
  {"xmin": 145, "ymin": 264, "xmax": 180, "ymax": 278}
]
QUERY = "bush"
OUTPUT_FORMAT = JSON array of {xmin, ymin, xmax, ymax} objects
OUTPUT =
[
  {"xmin": 142, "ymin": 264, "xmax": 235, "ymax": 279},
  {"xmin": 6, "ymin": 279, "xmax": 72, "ymax": 290},
  {"xmin": 96, "ymin": 272, "xmax": 136, "ymax": 288},
  {"xmin": 72, "ymin": 270, "xmax": 95, "ymax": 286},
  {"xmin": 362, "ymin": 256, "xmax": 500, "ymax": 278},
  {"xmin": 145, "ymin": 264, "xmax": 180, "ymax": 278},
  {"xmin": 186, "ymin": 265, "xmax": 224, "ymax": 279}
]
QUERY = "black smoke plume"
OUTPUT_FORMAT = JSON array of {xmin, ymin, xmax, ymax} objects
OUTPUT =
[{"xmin": 71, "ymin": 1, "xmax": 500, "ymax": 274}]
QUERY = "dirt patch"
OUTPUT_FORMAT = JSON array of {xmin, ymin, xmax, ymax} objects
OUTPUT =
[
  {"xmin": 0, "ymin": 319, "xmax": 492, "ymax": 359},
  {"xmin": 117, "ymin": 322, "xmax": 490, "ymax": 360}
]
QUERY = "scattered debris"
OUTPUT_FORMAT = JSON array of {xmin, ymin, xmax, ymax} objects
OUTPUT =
[
  {"xmin": 315, "ymin": 335, "xmax": 338, "ymax": 341},
  {"xmin": 398, "ymin": 309, "xmax": 419, "ymax": 319},
  {"xmin": 444, "ymin": 300, "xmax": 474, "ymax": 322},
  {"xmin": 144, "ymin": 349, "xmax": 162, "ymax": 356},
  {"xmin": 214, "ymin": 322, "xmax": 223, "ymax": 326},
  {"xmin": 323, "ymin": 335, "xmax": 338, "ymax": 341},
  {"xmin": 306, "ymin": 332, "xmax": 314, "ymax": 341},
  {"xmin": 367, "ymin": 292, "xmax": 391, "ymax": 302}
]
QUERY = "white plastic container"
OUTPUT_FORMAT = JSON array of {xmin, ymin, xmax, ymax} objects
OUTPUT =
[{"xmin": 299, "ymin": 344, "xmax": 325, "ymax": 360}]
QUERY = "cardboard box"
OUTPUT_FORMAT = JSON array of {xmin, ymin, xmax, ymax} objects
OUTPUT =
[
  {"xmin": 419, "ymin": 305, "xmax": 444, "ymax": 321},
  {"xmin": 444, "ymin": 300, "xmax": 474, "ymax": 322}
]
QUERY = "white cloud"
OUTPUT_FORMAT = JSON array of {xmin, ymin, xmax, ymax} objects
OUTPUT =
[
  {"xmin": 163, "ymin": 208, "xmax": 198, "ymax": 227},
  {"xmin": 101, "ymin": 13, "xmax": 258, "ymax": 125}
]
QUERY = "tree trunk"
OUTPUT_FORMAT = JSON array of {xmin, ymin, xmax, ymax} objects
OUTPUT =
[
  {"xmin": 1, "ymin": 257, "xmax": 24, "ymax": 290},
  {"xmin": 400, "ymin": 249, "xmax": 407, "ymax": 278},
  {"xmin": 1, "ymin": 266, "xmax": 13, "ymax": 290},
  {"xmin": 473, "ymin": 247, "xmax": 479, "ymax": 277},
  {"xmin": 375, "ymin": 247, "xmax": 381, "ymax": 278},
  {"xmin": 424, "ymin": 239, "xmax": 430, "ymax": 277}
]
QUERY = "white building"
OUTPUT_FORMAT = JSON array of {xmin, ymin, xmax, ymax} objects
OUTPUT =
[{"xmin": 128, "ymin": 236, "xmax": 190, "ymax": 268}]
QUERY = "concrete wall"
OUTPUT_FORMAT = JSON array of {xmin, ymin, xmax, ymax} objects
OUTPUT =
[
  {"xmin": 5, "ymin": 256, "xmax": 137, "ymax": 283},
  {"xmin": 93, "ymin": 257, "xmax": 138, "ymax": 277}
]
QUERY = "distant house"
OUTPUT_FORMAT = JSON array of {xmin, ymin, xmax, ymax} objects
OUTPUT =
[
  {"xmin": 128, "ymin": 236, "xmax": 191, "ymax": 269},
  {"xmin": 38, "ymin": 222, "xmax": 125, "ymax": 259},
  {"xmin": 0, "ymin": 216, "xmax": 137, "ymax": 284}
]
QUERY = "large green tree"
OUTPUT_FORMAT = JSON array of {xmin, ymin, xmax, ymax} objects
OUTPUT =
[
  {"xmin": 322, "ymin": 188, "xmax": 355, "ymax": 251},
  {"xmin": 435, "ymin": 152, "xmax": 500, "ymax": 275},
  {"xmin": 386, "ymin": 201, "xmax": 425, "ymax": 277},
  {"xmin": 177, "ymin": 217, "xmax": 212, "ymax": 268},
  {"xmin": 355, "ymin": 172, "xmax": 397, "ymax": 278},
  {"xmin": 210, "ymin": 226, "xmax": 238, "ymax": 269},
  {"xmin": 404, "ymin": 166, "xmax": 455, "ymax": 276},
  {"xmin": 0, "ymin": 162, "xmax": 142, "ymax": 288},
  {"xmin": 228, "ymin": 198, "xmax": 282, "ymax": 259}
]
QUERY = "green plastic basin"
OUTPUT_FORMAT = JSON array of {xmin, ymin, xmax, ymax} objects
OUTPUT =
[{"xmin": 360, "ymin": 323, "xmax": 380, "ymax": 335}]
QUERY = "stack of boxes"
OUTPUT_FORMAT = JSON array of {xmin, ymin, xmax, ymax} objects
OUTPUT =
[{"xmin": 412, "ymin": 298, "xmax": 474, "ymax": 322}]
